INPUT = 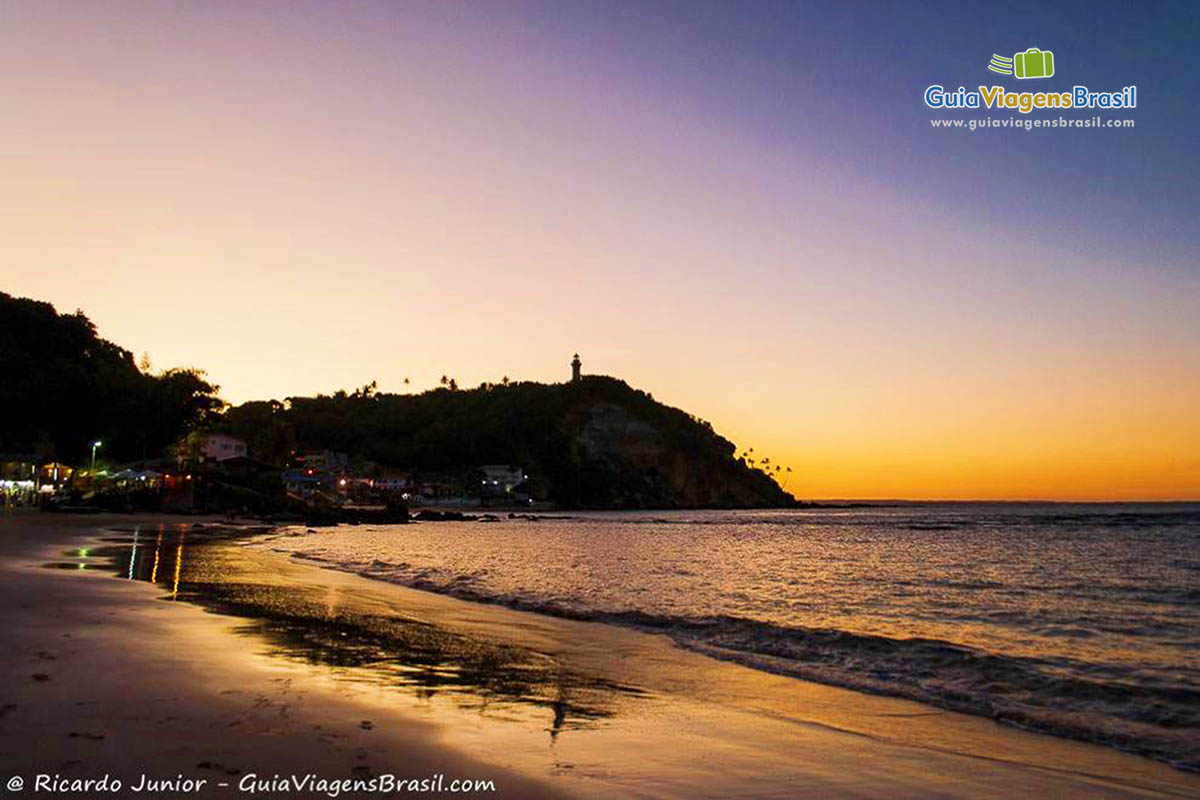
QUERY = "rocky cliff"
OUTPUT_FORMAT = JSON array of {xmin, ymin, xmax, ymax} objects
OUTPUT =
[{"xmin": 562, "ymin": 391, "xmax": 791, "ymax": 507}]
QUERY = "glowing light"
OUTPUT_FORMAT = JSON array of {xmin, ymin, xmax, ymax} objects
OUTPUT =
[
  {"xmin": 172, "ymin": 534, "xmax": 184, "ymax": 600},
  {"xmin": 128, "ymin": 527, "xmax": 140, "ymax": 580},
  {"xmin": 150, "ymin": 532, "xmax": 162, "ymax": 584}
]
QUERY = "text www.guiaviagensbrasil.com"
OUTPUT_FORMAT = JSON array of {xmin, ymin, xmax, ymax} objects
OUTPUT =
[{"xmin": 930, "ymin": 116, "xmax": 1134, "ymax": 131}]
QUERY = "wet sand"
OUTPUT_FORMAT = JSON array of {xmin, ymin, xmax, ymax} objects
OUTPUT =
[{"xmin": 1, "ymin": 513, "xmax": 1198, "ymax": 798}]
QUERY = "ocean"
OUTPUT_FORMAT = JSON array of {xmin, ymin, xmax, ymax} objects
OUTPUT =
[{"xmin": 255, "ymin": 503, "xmax": 1200, "ymax": 770}]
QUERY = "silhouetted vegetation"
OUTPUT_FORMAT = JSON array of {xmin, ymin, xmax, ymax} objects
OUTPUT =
[
  {"xmin": 3, "ymin": 291, "xmax": 793, "ymax": 508},
  {"xmin": 226, "ymin": 378, "xmax": 795, "ymax": 509},
  {"xmin": 0, "ymin": 292, "xmax": 224, "ymax": 463}
]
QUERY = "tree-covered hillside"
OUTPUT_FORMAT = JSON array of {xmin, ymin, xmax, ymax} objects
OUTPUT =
[
  {"xmin": 227, "ymin": 378, "xmax": 795, "ymax": 509},
  {"xmin": 3, "ymin": 291, "xmax": 794, "ymax": 508},
  {"xmin": 0, "ymin": 292, "xmax": 223, "ymax": 463}
]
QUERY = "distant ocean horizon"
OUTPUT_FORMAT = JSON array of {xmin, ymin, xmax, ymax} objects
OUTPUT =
[
  {"xmin": 257, "ymin": 503, "xmax": 1200, "ymax": 771},
  {"xmin": 803, "ymin": 500, "xmax": 1200, "ymax": 505}
]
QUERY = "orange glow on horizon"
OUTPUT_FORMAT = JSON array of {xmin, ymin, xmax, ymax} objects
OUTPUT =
[{"xmin": 1, "ymin": 4, "xmax": 1197, "ymax": 502}]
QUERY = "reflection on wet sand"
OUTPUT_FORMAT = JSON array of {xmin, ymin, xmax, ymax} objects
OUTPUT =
[{"xmin": 47, "ymin": 525, "xmax": 641, "ymax": 742}]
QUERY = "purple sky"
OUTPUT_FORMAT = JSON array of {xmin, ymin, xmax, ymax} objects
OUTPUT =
[{"xmin": 2, "ymin": 1, "xmax": 1197, "ymax": 498}]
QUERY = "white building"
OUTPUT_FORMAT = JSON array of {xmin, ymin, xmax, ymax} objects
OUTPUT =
[
  {"xmin": 480, "ymin": 464, "xmax": 526, "ymax": 493},
  {"xmin": 200, "ymin": 434, "xmax": 247, "ymax": 462},
  {"xmin": 373, "ymin": 474, "xmax": 410, "ymax": 492}
]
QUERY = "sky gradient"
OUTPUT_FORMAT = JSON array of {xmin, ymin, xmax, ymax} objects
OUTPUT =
[{"xmin": 2, "ymin": 1, "xmax": 1198, "ymax": 500}]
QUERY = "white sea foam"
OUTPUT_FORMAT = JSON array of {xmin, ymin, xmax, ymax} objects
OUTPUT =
[{"xmin": 254, "ymin": 504, "xmax": 1200, "ymax": 769}]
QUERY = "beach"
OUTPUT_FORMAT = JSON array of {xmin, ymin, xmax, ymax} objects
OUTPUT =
[
  {"xmin": 0, "ymin": 512, "xmax": 1196, "ymax": 798},
  {"xmin": 2, "ymin": 3, "xmax": 1195, "ymax": 798},
  {"xmin": 0, "ymin": 514, "xmax": 566, "ymax": 798}
]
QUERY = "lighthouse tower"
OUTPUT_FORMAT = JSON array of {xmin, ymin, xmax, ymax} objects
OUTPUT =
[{"xmin": 570, "ymin": 353, "xmax": 582, "ymax": 383}]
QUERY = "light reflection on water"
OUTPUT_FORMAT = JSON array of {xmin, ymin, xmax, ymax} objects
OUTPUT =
[
  {"xmin": 253, "ymin": 504, "xmax": 1200, "ymax": 770},
  {"xmin": 47, "ymin": 524, "xmax": 644, "ymax": 744}
]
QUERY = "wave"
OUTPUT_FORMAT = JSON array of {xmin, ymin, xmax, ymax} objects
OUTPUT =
[
  {"xmin": 428, "ymin": 506, "xmax": 1200, "ymax": 529},
  {"xmin": 470, "ymin": 509, "xmax": 1200, "ymax": 535},
  {"xmin": 281, "ymin": 549, "xmax": 1200, "ymax": 771}
]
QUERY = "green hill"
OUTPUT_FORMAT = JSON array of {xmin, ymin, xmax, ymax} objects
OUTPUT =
[
  {"xmin": 0, "ymin": 291, "xmax": 222, "ymax": 463},
  {"xmin": 3, "ymin": 291, "xmax": 794, "ymax": 509},
  {"xmin": 227, "ymin": 378, "xmax": 796, "ymax": 509}
]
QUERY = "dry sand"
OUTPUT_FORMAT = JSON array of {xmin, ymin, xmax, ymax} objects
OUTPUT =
[{"xmin": 0, "ymin": 512, "xmax": 1197, "ymax": 799}]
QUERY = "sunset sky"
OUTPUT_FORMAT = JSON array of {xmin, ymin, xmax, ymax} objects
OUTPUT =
[{"xmin": 2, "ymin": 1, "xmax": 1197, "ymax": 500}]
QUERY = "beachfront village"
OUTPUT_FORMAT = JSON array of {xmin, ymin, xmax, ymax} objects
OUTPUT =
[
  {"xmin": 4, "ymin": 304, "xmax": 795, "ymax": 513},
  {"xmin": 0, "ymin": 432, "xmax": 533, "ymax": 518},
  {"xmin": 0, "ymin": 343, "xmax": 590, "ymax": 518}
]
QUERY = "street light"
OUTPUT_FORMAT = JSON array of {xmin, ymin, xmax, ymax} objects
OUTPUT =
[{"xmin": 90, "ymin": 440, "xmax": 102, "ymax": 473}]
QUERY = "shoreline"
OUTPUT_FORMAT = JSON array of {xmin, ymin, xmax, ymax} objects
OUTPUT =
[
  {"xmin": 260, "ymin": 508, "xmax": 1200, "ymax": 772},
  {"xmin": 2, "ymin": 512, "xmax": 1198, "ymax": 798},
  {"xmin": 0, "ymin": 513, "xmax": 567, "ymax": 799},
  {"xmin": 273, "ymin": 535, "xmax": 1197, "ymax": 771}
]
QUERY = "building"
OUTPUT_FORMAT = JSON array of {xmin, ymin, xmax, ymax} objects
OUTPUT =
[
  {"xmin": 372, "ymin": 473, "xmax": 410, "ymax": 493},
  {"xmin": 293, "ymin": 450, "xmax": 349, "ymax": 473},
  {"xmin": 282, "ymin": 450, "xmax": 351, "ymax": 502},
  {"xmin": 571, "ymin": 353, "xmax": 582, "ymax": 382},
  {"xmin": 38, "ymin": 462, "xmax": 73, "ymax": 492},
  {"xmin": 199, "ymin": 434, "xmax": 248, "ymax": 462},
  {"xmin": 0, "ymin": 456, "xmax": 38, "ymax": 507},
  {"xmin": 480, "ymin": 464, "xmax": 527, "ymax": 494},
  {"xmin": 282, "ymin": 468, "xmax": 325, "ymax": 498}
]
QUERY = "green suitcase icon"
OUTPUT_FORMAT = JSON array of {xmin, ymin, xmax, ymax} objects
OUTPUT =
[{"xmin": 1014, "ymin": 48, "xmax": 1054, "ymax": 79}]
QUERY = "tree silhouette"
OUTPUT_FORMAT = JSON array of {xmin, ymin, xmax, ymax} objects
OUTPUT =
[
  {"xmin": 223, "ymin": 374, "xmax": 796, "ymax": 508},
  {"xmin": 0, "ymin": 292, "xmax": 222, "ymax": 463}
]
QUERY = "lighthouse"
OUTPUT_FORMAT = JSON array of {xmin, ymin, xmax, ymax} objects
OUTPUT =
[{"xmin": 571, "ymin": 353, "xmax": 582, "ymax": 383}]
